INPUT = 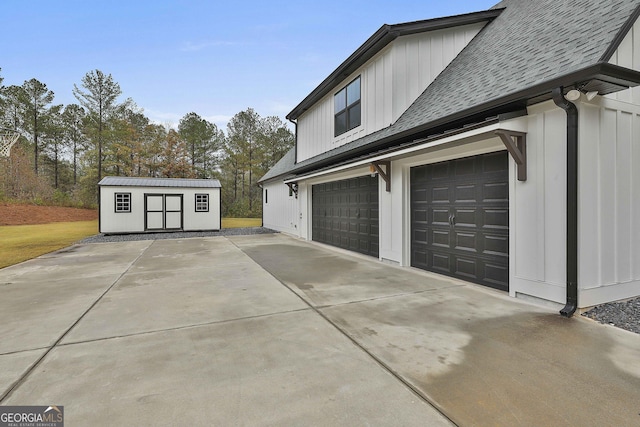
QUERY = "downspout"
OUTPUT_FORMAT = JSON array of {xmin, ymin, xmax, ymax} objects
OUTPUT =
[
  {"xmin": 288, "ymin": 117, "xmax": 298, "ymax": 165},
  {"xmin": 552, "ymin": 87, "xmax": 578, "ymax": 318}
]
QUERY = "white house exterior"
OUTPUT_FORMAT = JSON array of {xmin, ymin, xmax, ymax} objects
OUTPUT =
[
  {"xmin": 260, "ymin": 0, "xmax": 640, "ymax": 315},
  {"xmin": 98, "ymin": 177, "xmax": 221, "ymax": 234}
]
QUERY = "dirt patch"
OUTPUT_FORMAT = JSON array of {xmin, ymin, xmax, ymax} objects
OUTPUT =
[{"xmin": 0, "ymin": 203, "xmax": 98, "ymax": 226}]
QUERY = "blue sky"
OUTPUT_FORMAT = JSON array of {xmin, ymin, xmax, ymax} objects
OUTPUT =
[{"xmin": 2, "ymin": 0, "xmax": 496, "ymax": 130}]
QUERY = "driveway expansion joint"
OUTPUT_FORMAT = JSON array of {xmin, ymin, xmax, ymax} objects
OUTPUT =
[
  {"xmin": 58, "ymin": 307, "xmax": 313, "ymax": 347},
  {"xmin": 0, "ymin": 240, "xmax": 154, "ymax": 403}
]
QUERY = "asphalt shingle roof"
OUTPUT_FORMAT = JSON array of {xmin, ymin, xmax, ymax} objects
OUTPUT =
[
  {"xmin": 264, "ymin": 0, "xmax": 640, "ymax": 182},
  {"xmin": 99, "ymin": 177, "xmax": 221, "ymax": 188},
  {"xmin": 259, "ymin": 147, "xmax": 296, "ymax": 183}
]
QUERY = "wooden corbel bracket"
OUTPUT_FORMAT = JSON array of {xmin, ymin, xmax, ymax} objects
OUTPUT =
[
  {"xmin": 370, "ymin": 161, "xmax": 391, "ymax": 192},
  {"xmin": 495, "ymin": 130, "xmax": 527, "ymax": 181},
  {"xmin": 286, "ymin": 182, "xmax": 298, "ymax": 198}
]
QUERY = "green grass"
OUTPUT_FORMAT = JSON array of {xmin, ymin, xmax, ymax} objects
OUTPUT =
[
  {"xmin": 0, "ymin": 220, "xmax": 98, "ymax": 269},
  {"xmin": 0, "ymin": 217, "xmax": 260, "ymax": 269},
  {"xmin": 222, "ymin": 217, "xmax": 262, "ymax": 228}
]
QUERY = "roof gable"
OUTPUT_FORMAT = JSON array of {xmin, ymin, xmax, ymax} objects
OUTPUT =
[
  {"xmin": 286, "ymin": 9, "xmax": 503, "ymax": 121},
  {"xmin": 268, "ymin": 0, "xmax": 640, "ymax": 181}
]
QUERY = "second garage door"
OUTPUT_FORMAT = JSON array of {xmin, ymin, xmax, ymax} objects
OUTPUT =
[
  {"xmin": 312, "ymin": 176, "xmax": 379, "ymax": 257},
  {"xmin": 411, "ymin": 152, "xmax": 509, "ymax": 291}
]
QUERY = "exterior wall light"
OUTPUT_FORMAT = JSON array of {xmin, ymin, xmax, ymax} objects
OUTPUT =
[{"xmin": 564, "ymin": 89, "xmax": 581, "ymax": 101}]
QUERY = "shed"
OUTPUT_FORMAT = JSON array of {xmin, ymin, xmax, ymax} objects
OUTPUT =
[{"xmin": 98, "ymin": 177, "xmax": 221, "ymax": 234}]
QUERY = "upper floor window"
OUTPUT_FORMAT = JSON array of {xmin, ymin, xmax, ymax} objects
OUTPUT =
[{"xmin": 334, "ymin": 76, "xmax": 361, "ymax": 137}]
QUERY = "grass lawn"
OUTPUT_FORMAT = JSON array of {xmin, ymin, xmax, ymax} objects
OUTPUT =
[
  {"xmin": 222, "ymin": 217, "xmax": 262, "ymax": 228},
  {"xmin": 0, "ymin": 220, "xmax": 98, "ymax": 269},
  {"xmin": 0, "ymin": 217, "xmax": 261, "ymax": 269}
]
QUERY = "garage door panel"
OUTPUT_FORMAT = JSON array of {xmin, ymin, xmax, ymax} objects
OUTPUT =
[
  {"xmin": 455, "ymin": 257, "xmax": 478, "ymax": 278},
  {"xmin": 411, "ymin": 152, "xmax": 509, "ymax": 291},
  {"xmin": 455, "ymin": 184, "xmax": 477, "ymax": 202},
  {"xmin": 484, "ymin": 209, "xmax": 509, "ymax": 228},
  {"xmin": 484, "ymin": 234, "xmax": 509, "ymax": 256},
  {"xmin": 432, "ymin": 229, "xmax": 450, "ymax": 247},
  {"xmin": 432, "ymin": 253, "xmax": 451, "ymax": 272},
  {"xmin": 432, "ymin": 187, "xmax": 449, "ymax": 202},
  {"xmin": 454, "ymin": 209, "xmax": 476, "ymax": 226},
  {"xmin": 312, "ymin": 176, "xmax": 379, "ymax": 258},
  {"xmin": 455, "ymin": 232, "xmax": 477, "ymax": 252},
  {"xmin": 485, "ymin": 263, "xmax": 509, "ymax": 286},
  {"xmin": 483, "ymin": 182, "xmax": 508, "ymax": 201}
]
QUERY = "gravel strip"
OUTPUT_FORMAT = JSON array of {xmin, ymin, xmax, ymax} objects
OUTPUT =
[
  {"xmin": 582, "ymin": 297, "xmax": 640, "ymax": 335},
  {"xmin": 79, "ymin": 227, "xmax": 277, "ymax": 244}
]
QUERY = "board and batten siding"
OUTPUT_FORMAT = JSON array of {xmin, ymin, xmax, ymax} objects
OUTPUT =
[
  {"xmin": 607, "ymin": 16, "xmax": 640, "ymax": 105},
  {"xmin": 508, "ymin": 102, "xmax": 568, "ymax": 304},
  {"xmin": 578, "ymin": 94, "xmax": 640, "ymax": 307},
  {"xmin": 262, "ymin": 181, "xmax": 299, "ymax": 235},
  {"xmin": 296, "ymin": 23, "xmax": 485, "ymax": 163},
  {"xmin": 509, "ymin": 94, "xmax": 640, "ymax": 308}
]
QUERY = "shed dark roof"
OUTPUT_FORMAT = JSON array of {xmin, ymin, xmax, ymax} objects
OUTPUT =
[
  {"xmin": 98, "ymin": 177, "xmax": 221, "ymax": 188},
  {"xmin": 266, "ymin": 0, "xmax": 640, "ymax": 182}
]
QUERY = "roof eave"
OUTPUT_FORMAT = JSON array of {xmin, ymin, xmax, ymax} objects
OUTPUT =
[
  {"xmin": 286, "ymin": 8, "xmax": 504, "ymax": 121},
  {"xmin": 285, "ymin": 62, "xmax": 640, "ymax": 177}
]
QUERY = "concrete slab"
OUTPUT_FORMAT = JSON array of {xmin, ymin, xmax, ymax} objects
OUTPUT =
[
  {"xmin": 236, "ymin": 235, "xmax": 640, "ymax": 426},
  {"xmin": 5, "ymin": 311, "xmax": 453, "ymax": 426},
  {"xmin": 229, "ymin": 234, "xmax": 460, "ymax": 306},
  {"xmin": 0, "ymin": 350, "xmax": 46, "ymax": 399},
  {"xmin": 0, "ymin": 276, "xmax": 123, "ymax": 354},
  {"xmin": 63, "ymin": 238, "xmax": 308, "ymax": 343},
  {"xmin": 4, "ymin": 232, "xmax": 639, "ymax": 426},
  {"xmin": 0, "ymin": 241, "xmax": 151, "ymax": 284}
]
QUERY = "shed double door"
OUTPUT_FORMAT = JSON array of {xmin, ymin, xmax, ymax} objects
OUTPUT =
[
  {"xmin": 411, "ymin": 152, "xmax": 509, "ymax": 291},
  {"xmin": 145, "ymin": 194, "xmax": 183, "ymax": 231}
]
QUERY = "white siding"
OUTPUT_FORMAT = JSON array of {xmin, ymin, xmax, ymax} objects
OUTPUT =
[
  {"xmin": 296, "ymin": 23, "xmax": 485, "ymax": 163},
  {"xmin": 262, "ymin": 181, "xmax": 300, "ymax": 236},
  {"xmin": 578, "ymin": 96, "xmax": 640, "ymax": 306},
  {"xmin": 100, "ymin": 186, "xmax": 220, "ymax": 234},
  {"xmin": 607, "ymin": 16, "xmax": 640, "ymax": 104},
  {"xmin": 508, "ymin": 103, "xmax": 567, "ymax": 304}
]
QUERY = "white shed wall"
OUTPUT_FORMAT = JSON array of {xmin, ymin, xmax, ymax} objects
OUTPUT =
[
  {"xmin": 296, "ymin": 23, "xmax": 485, "ymax": 163},
  {"xmin": 262, "ymin": 181, "xmax": 300, "ymax": 236},
  {"xmin": 100, "ymin": 186, "xmax": 220, "ymax": 234}
]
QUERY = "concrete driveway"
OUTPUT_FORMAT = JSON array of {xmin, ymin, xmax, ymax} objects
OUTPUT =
[{"xmin": 1, "ymin": 233, "xmax": 639, "ymax": 426}]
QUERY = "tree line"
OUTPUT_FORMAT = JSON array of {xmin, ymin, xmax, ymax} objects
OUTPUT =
[{"xmin": 0, "ymin": 69, "xmax": 293, "ymax": 217}]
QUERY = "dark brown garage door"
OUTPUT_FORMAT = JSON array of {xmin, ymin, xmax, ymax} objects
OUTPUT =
[
  {"xmin": 411, "ymin": 152, "xmax": 509, "ymax": 291},
  {"xmin": 312, "ymin": 176, "xmax": 379, "ymax": 257}
]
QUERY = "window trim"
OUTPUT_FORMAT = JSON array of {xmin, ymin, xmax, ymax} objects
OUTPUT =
[
  {"xmin": 115, "ymin": 192, "xmax": 131, "ymax": 213},
  {"xmin": 195, "ymin": 193, "xmax": 209, "ymax": 212},
  {"xmin": 334, "ymin": 76, "xmax": 361, "ymax": 137}
]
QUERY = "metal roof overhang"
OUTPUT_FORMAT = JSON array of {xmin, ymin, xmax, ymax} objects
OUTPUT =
[
  {"xmin": 286, "ymin": 9, "xmax": 504, "ymax": 121},
  {"xmin": 284, "ymin": 62, "xmax": 640, "ymax": 181}
]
